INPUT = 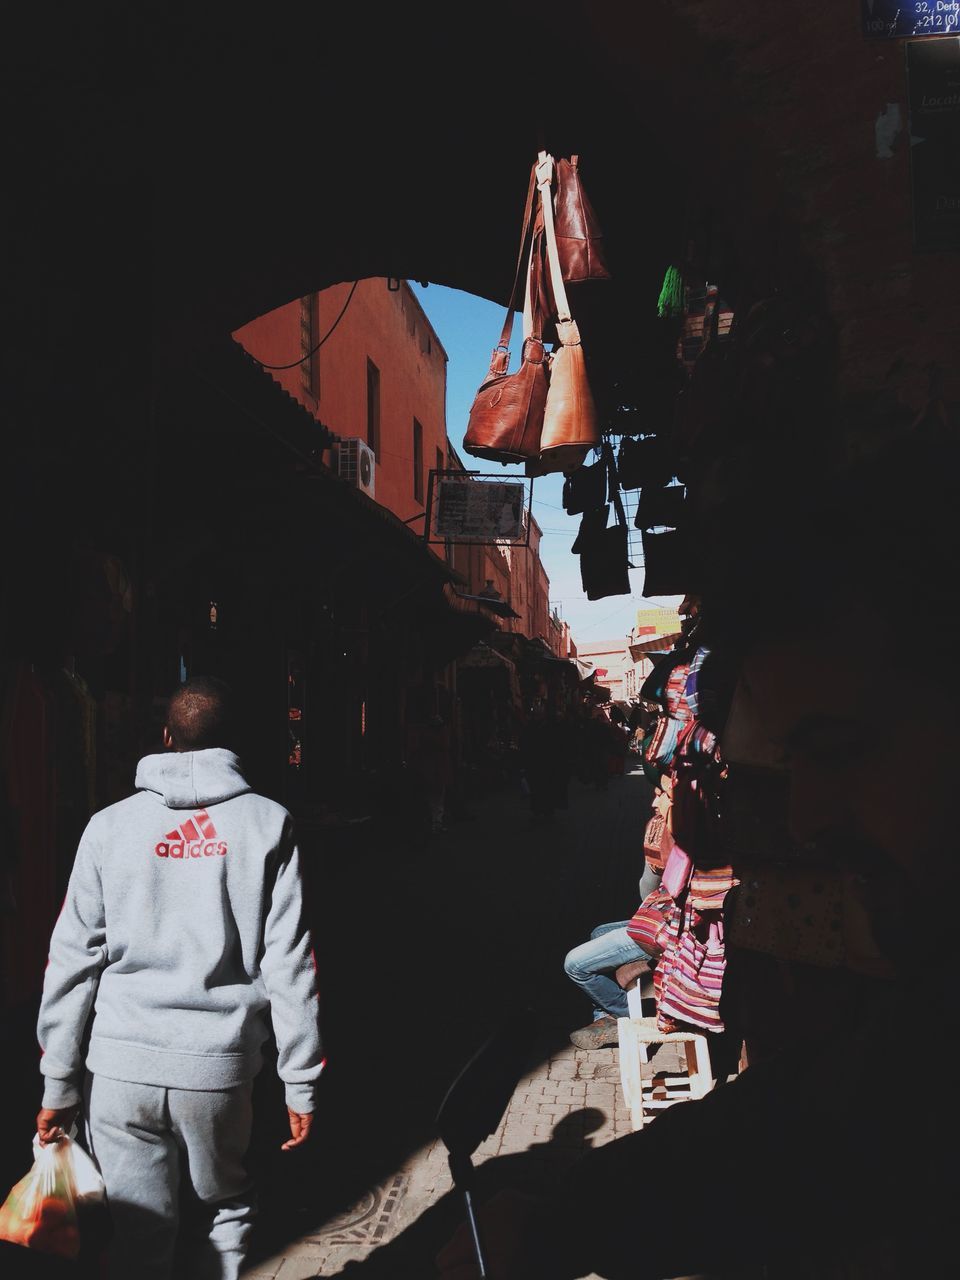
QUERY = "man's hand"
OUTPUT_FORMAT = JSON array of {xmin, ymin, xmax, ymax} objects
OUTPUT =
[
  {"xmin": 435, "ymin": 1188, "xmax": 546, "ymax": 1280},
  {"xmin": 36, "ymin": 1105, "xmax": 79, "ymax": 1146},
  {"xmin": 281, "ymin": 1107, "xmax": 313, "ymax": 1151}
]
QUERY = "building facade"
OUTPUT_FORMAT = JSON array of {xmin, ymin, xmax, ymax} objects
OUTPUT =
[
  {"xmin": 234, "ymin": 279, "xmax": 575, "ymax": 801},
  {"xmin": 577, "ymin": 637, "xmax": 637, "ymax": 705},
  {"xmin": 234, "ymin": 280, "xmax": 449, "ymax": 529}
]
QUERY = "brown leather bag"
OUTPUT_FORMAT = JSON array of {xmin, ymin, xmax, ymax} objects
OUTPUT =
[
  {"xmin": 463, "ymin": 217, "xmax": 550, "ymax": 464},
  {"xmin": 517, "ymin": 153, "xmax": 611, "ymax": 288},
  {"xmin": 535, "ymin": 152, "xmax": 600, "ymax": 473},
  {"xmin": 540, "ymin": 319, "xmax": 597, "ymax": 472},
  {"xmin": 462, "ymin": 334, "xmax": 549, "ymax": 465},
  {"xmin": 554, "ymin": 155, "xmax": 611, "ymax": 283},
  {"xmin": 463, "ymin": 152, "xmax": 603, "ymax": 469}
]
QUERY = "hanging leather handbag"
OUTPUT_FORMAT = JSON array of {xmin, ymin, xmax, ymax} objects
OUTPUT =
[
  {"xmin": 518, "ymin": 152, "xmax": 612, "ymax": 289},
  {"xmin": 577, "ymin": 446, "xmax": 632, "ymax": 600},
  {"xmin": 570, "ymin": 503, "xmax": 610, "ymax": 554},
  {"xmin": 579, "ymin": 518, "xmax": 631, "ymax": 600},
  {"xmin": 635, "ymin": 483, "xmax": 686, "ymax": 531},
  {"xmin": 616, "ymin": 434, "xmax": 673, "ymax": 490},
  {"xmin": 562, "ymin": 456, "xmax": 607, "ymax": 514},
  {"xmin": 641, "ymin": 527, "xmax": 691, "ymax": 598},
  {"xmin": 534, "ymin": 152, "xmax": 601, "ymax": 473},
  {"xmin": 463, "ymin": 182, "xmax": 549, "ymax": 465},
  {"xmin": 552, "ymin": 154, "xmax": 611, "ymax": 285},
  {"xmin": 462, "ymin": 333, "xmax": 549, "ymax": 464}
]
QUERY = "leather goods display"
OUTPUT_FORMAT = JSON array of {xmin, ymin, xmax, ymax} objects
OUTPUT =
[
  {"xmin": 579, "ymin": 520, "xmax": 630, "ymax": 600},
  {"xmin": 570, "ymin": 503, "xmax": 610, "ymax": 553},
  {"xmin": 463, "ymin": 216, "xmax": 549, "ymax": 464},
  {"xmin": 463, "ymin": 151, "xmax": 603, "ymax": 470},
  {"xmin": 463, "ymin": 334, "xmax": 549, "ymax": 465},
  {"xmin": 562, "ymin": 456, "xmax": 607, "ymax": 513},
  {"xmin": 577, "ymin": 443, "xmax": 632, "ymax": 600},
  {"xmin": 635, "ymin": 483, "xmax": 686, "ymax": 531},
  {"xmin": 516, "ymin": 152, "xmax": 611, "ymax": 294},
  {"xmin": 641, "ymin": 527, "xmax": 691, "ymax": 598},
  {"xmin": 552, "ymin": 154, "xmax": 611, "ymax": 285},
  {"xmin": 535, "ymin": 152, "xmax": 600, "ymax": 472},
  {"xmin": 617, "ymin": 434, "xmax": 673, "ymax": 490}
]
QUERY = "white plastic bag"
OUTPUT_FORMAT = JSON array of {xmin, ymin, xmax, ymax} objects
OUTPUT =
[
  {"xmin": 62, "ymin": 1128, "xmax": 106, "ymax": 1206},
  {"xmin": 0, "ymin": 1135, "xmax": 80, "ymax": 1257}
]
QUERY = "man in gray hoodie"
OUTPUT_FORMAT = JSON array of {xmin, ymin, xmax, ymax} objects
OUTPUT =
[{"xmin": 34, "ymin": 676, "xmax": 325, "ymax": 1279}]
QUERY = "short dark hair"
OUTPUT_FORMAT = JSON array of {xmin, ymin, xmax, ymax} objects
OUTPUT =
[{"xmin": 165, "ymin": 676, "xmax": 235, "ymax": 751}]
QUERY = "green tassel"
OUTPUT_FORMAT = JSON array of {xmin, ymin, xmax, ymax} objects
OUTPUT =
[{"xmin": 657, "ymin": 266, "xmax": 684, "ymax": 319}]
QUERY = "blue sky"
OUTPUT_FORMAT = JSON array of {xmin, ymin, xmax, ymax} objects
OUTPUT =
[{"xmin": 412, "ymin": 282, "xmax": 682, "ymax": 648}]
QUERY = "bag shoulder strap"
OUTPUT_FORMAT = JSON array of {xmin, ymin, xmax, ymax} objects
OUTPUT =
[
  {"xmin": 508, "ymin": 162, "xmax": 539, "ymax": 312},
  {"xmin": 486, "ymin": 202, "xmax": 545, "ymax": 376},
  {"xmin": 535, "ymin": 151, "xmax": 572, "ymax": 325}
]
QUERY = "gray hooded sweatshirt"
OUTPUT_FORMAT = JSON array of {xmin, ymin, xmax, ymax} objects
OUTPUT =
[{"xmin": 37, "ymin": 749, "xmax": 324, "ymax": 1113}]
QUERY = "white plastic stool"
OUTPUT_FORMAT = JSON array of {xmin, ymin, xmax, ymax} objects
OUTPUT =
[
  {"xmin": 615, "ymin": 959, "xmax": 654, "ymax": 1062},
  {"xmin": 616, "ymin": 1016, "xmax": 714, "ymax": 1131}
]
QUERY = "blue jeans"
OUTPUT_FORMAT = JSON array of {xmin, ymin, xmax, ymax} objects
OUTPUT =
[{"xmin": 563, "ymin": 921, "xmax": 652, "ymax": 1021}]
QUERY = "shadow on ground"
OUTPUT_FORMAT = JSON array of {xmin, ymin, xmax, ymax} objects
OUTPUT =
[
  {"xmin": 329, "ymin": 1108, "xmax": 610, "ymax": 1278},
  {"xmin": 243, "ymin": 770, "xmax": 651, "ymax": 1268}
]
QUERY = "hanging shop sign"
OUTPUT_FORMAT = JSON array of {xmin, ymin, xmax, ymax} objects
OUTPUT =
[
  {"xmin": 425, "ymin": 470, "xmax": 532, "ymax": 546},
  {"xmin": 906, "ymin": 37, "xmax": 960, "ymax": 251},
  {"xmin": 863, "ymin": 2, "xmax": 959, "ymax": 38}
]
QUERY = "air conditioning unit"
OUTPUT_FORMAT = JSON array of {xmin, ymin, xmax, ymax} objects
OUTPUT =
[{"xmin": 337, "ymin": 438, "xmax": 376, "ymax": 498}]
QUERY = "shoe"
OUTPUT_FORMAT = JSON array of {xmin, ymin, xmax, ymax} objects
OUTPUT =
[{"xmin": 568, "ymin": 1015, "xmax": 620, "ymax": 1049}]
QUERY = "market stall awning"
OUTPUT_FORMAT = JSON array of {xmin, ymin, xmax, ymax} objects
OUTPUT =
[
  {"xmin": 453, "ymin": 592, "xmax": 520, "ymax": 619},
  {"xmin": 459, "ymin": 642, "xmax": 518, "ymax": 672}
]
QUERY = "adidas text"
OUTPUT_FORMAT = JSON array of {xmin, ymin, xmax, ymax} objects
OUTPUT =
[{"xmin": 155, "ymin": 839, "xmax": 228, "ymax": 858}]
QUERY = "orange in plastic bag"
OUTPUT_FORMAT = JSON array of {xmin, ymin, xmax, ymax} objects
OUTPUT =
[{"xmin": 0, "ymin": 1135, "xmax": 81, "ymax": 1259}]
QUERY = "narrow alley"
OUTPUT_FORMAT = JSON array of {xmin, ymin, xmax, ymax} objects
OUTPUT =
[
  {"xmin": 6, "ymin": 9, "xmax": 955, "ymax": 1279},
  {"xmin": 241, "ymin": 762, "xmax": 657, "ymax": 1277}
]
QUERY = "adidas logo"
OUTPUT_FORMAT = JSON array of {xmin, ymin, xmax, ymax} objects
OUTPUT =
[{"xmin": 155, "ymin": 809, "xmax": 228, "ymax": 859}]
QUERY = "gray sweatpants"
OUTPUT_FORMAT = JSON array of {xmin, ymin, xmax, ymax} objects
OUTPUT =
[{"xmin": 83, "ymin": 1073, "xmax": 256, "ymax": 1280}]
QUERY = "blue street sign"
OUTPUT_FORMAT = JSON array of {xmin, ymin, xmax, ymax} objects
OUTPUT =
[{"xmin": 863, "ymin": 1, "xmax": 960, "ymax": 37}]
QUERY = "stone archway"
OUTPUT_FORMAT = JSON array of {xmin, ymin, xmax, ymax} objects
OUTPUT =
[{"xmin": 11, "ymin": 1, "xmax": 955, "ymax": 427}]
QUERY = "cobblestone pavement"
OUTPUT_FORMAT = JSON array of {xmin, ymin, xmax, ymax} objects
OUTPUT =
[
  {"xmin": 239, "ymin": 763, "xmax": 692, "ymax": 1279},
  {"xmin": 242, "ymin": 1036, "xmax": 686, "ymax": 1278}
]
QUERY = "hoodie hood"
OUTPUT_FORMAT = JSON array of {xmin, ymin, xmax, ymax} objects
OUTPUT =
[{"xmin": 135, "ymin": 749, "xmax": 252, "ymax": 808}]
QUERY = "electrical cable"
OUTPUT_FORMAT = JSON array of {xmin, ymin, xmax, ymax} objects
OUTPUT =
[{"xmin": 251, "ymin": 282, "xmax": 360, "ymax": 370}]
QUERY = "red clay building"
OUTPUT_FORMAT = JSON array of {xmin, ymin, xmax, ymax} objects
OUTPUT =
[{"xmin": 234, "ymin": 280, "xmax": 449, "ymax": 528}]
